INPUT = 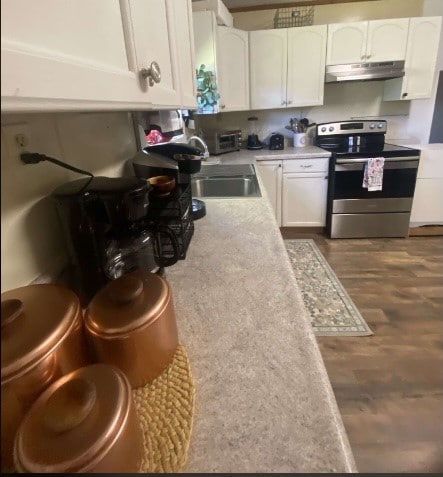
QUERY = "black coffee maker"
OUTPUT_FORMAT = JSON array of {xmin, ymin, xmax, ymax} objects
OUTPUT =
[
  {"xmin": 52, "ymin": 176, "xmax": 179, "ymax": 304},
  {"xmin": 130, "ymin": 142, "xmax": 205, "ymax": 258}
]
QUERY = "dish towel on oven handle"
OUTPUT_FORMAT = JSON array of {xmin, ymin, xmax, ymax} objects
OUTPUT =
[{"xmin": 362, "ymin": 157, "xmax": 385, "ymax": 191}]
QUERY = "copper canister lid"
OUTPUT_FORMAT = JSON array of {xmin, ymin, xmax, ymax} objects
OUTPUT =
[
  {"xmin": 85, "ymin": 271, "xmax": 171, "ymax": 337},
  {"xmin": 14, "ymin": 364, "xmax": 132, "ymax": 473},
  {"xmin": 1, "ymin": 285, "xmax": 81, "ymax": 383}
]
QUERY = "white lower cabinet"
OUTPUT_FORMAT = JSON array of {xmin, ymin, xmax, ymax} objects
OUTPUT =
[
  {"xmin": 255, "ymin": 161, "xmax": 282, "ymax": 225},
  {"xmin": 282, "ymin": 173, "xmax": 328, "ymax": 227},
  {"xmin": 256, "ymin": 157, "xmax": 329, "ymax": 227},
  {"xmin": 410, "ymin": 147, "xmax": 443, "ymax": 226}
]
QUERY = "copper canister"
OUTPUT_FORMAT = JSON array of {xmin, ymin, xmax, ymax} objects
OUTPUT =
[
  {"xmin": 84, "ymin": 271, "xmax": 179, "ymax": 388},
  {"xmin": 14, "ymin": 364, "xmax": 144, "ymax": 473},
  {"xmin": 1, "ymin": 284, "xmax": 90, "ymax": 472}
]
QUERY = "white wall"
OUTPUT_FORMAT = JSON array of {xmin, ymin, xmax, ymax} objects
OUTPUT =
[
  {"xmin": 1, "ymin": 112, "xmax": 137, "ymax": 292},
  {"xmin": 195, "ymin": 80, "xmax": 410, "ymax": 146}
]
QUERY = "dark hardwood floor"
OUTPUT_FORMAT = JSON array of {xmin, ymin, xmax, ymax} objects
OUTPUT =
[{"xmin": 280, "ymin": 230, "xmax": 443, "ymax": 473}]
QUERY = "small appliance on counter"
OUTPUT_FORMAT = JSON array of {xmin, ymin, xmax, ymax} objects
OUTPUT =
[
  {"xmin": 269, "ymin": 133, "xmax": 284, "ymax": 150},
  {"xmin": 247, "ymin": 116, "xmax": 263, "ymax": 150},
  {"xmin": 200, "ymin": 129, "xmax": 242, "ymax": 155},
  {"xmin": 51, "ymin": 176, "xmax": 180, "ymax": 304},
  {"xmin": 130, "ymin": 142, "xmax": 206, "ymax": 255}
]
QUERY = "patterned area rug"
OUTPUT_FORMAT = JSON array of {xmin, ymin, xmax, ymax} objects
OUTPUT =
[{"xmin": 284, "ymin": 239, "xmax": 373, "ymax": 337}]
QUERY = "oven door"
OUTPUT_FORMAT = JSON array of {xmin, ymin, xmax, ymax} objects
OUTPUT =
[{"xmin": 331, "ymin": 156, "xmax": 419, "ymax": 213}]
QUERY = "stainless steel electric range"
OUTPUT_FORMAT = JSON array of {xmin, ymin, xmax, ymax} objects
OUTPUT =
[{"xmin": 315, "ymin": 120, "xmax": 421, "ymax": 239}]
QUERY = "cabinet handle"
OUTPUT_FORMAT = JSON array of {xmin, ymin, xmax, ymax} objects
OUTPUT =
[
  {"xmin": 281, "ymin": 100, "xmax": 286, "ymax": 105},
  {"xmin": 402, "ymin": 92, "xmax": 408, "ymax": 98},
  {"xmin": 287, "ymin": 100, "xmax": 293, "ymax": 105},
  {"xmin": 366, "ymin": 54, "xmax": 372, "ymax": 59},
  {"xmin": 220, "ymin": 104, "xmax": 226, "ymax": 109},
  {"xmin": 300, "ymin": 164, "xmax": 313, "ymax": 168},
  {"xmin": 361, "ymin": 55, "xmax": 366, "ymax": 60},
  {"xmin": 278, "ymin": 164, "xmax": 282, "ymax": 168},
  {"xmin": 140, "ymin": 61, "xmax": 161, "ymax": 86}
]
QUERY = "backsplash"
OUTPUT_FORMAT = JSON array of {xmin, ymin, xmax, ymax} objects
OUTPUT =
[
  {"xmin": 194, "ymin": 80, "xmax": 412, "ymax": 147},
  {"xmin": 1, "ymin": 112, "xmax": 137, "ymax": 292}
]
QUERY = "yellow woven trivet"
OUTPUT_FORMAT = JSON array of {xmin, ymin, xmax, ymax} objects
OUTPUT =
[{"xmin": 132, "ymin": 344, "xmax": 195, "ymax": 473}]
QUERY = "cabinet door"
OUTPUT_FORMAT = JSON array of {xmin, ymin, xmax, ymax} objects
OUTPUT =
[
  {"xmin": 256, "ymin": 161, "xmax": 282, "ymax": 225},
  {"xmin": 326, "ymin": 22, "xmax": 368, "ymax": 65},
  {"xmin": 1, "ymin": 0, "xmax": 142, "ymax": 111},
  {"xmin": 282, "ymin": 173, "xmax": 328, "ymax": 227},
  {"xmin": 217, "ymin": 27, "xmax": 249, "ymax": 111},
  {"xmin": 287, "ymin": 25, "xmax": 326, "ymax": 107},
  {"xmin": 171, "ymin": 0, "xmax": 197, "ymax": 108},
  {"xmin": 193, "ymin": 10, "xmax": 220, "ymax": 114},
  {"xmin": 383, "ymin": 16, "xmax": 442, "ymax": 101},
  {"xmin": 410, "ymin": 178, "xmax": 443, "ymax": 225},
  {"xmin": 249, "ymin": 29, "xmax": 287, "ymax": 110},
  {"xmin": 367, "ymin": 18, "xmax": 409, "ymax": 62},
  {"xmin": 128, "ymin": 0, "xmax": 180, "ymax": 108},
  {"xmin": 403, "ymin": 16, "xmax": 442, "ymax": 100}
]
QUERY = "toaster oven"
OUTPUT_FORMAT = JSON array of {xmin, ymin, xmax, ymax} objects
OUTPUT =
[{"xmin": 202, "ymin": 129, "xmax": 242, "ymax": 155}]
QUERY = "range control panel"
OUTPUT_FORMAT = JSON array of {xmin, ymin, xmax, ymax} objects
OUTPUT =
[{"xmin": 316, "ymin": 120, "xmax": 387, "ymax": 136}]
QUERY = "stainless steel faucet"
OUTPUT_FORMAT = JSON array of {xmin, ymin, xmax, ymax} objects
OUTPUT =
[{"xmin": 187, "ymin": 135, "xmax": 210, "ymax": 160}]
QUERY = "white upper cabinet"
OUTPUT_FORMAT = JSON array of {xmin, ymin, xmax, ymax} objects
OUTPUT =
[
  {"xmin": 128, "ymin": 0, "xmax": 180, "ymax": 108},
  {"xmin": 172, "ymin": 0, "xmax": 197, "ymax": 109},
  {"xmin": 327, "ymin": 18, "xmax": 409, "ymax": 65},
  {"xmin": 217, "ymin": 26, "xmax": 249, "ymax": 111},
  {"xmin": 366, "ymin": 18, "xmax": 409, "ymax": 62},
  {"xmin": 287, "ymin": 25, "xmax": 327, "ymax": 107},
  {"xmin": 193, "ymin": 11, "xmax": 249, "ymax": 113},
  {"xmin": 249, "ymin": 29, "xmax": 287, "ymax": 110},
  {"xmin": 1, "ymin": 0, "xmax": 196, "ymax": 112},
  {"xmin": 250, "ymin": 26, "xmax": 326, "ymax": 110},
  {"xmin": 193, "ymin": 10, "xmax": 220, "ymax": 113},
  {"xmin": 1, "ymin": 0, "xmax": 139, "ymax": 111},
  {"xmin": 326, "ymin": 21, "xmax": 367, "ymax": 65},
  {"xmin": 384, "ymin": 16, "xmax": 442, "ymax": 101}
]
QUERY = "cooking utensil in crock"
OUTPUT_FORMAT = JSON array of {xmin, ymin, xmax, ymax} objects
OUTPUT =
[
  {"xmin": 1, "ymin": 284, "xmax": 90, "ymax": 472},
  {"xmin": 300, "ymin": 118, "xmax": 316, "ymax": 132},
  {"xmin": 84, "ymin": 271, "xmax": 179, "ymax": 388},
  {"xmin": 13, "ymin": 364, "xmax": 143, "ymax": 473}
]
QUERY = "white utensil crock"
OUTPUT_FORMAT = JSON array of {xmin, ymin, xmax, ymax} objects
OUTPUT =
[{"xmin": 293, "ymin": 132, "xmax": 307, "ymax": 148}]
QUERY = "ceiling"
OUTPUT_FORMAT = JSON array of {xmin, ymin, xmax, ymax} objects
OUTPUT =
[{"xmin": 217, "ymin": 0, "xmax": 379, "ymax": 12}]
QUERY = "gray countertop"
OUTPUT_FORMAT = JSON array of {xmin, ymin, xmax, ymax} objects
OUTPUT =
[
  {"xmin": 164, "ymin": 179, "xmax": 356, "ymax": 472},
  {"xmin": 203, "ymin": 145, "xmax": 331, "ymax": 165}
]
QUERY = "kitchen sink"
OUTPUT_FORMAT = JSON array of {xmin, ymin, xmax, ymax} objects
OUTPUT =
[{"xmin": 191, "ymin": 164, "xmax": 262, "ymax": 198}]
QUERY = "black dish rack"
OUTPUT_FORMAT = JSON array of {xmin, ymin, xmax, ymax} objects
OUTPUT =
[{"xmin": 147, "ymin": 183, "xmax": 194, "ymax": 260}]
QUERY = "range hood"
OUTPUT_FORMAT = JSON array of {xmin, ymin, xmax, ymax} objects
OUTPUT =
[{"xmin": 325, "ymin": 61, "xmax": 405, "ymax": 83}]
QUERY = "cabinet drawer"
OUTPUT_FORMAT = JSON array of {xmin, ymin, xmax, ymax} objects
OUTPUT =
[{"xmin": 283, "ymin": 158, "xmax": 329, "ymax": 173}]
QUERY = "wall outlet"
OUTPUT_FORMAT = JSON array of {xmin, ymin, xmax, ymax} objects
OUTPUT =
[{"xmin": 2, "ymin": 123, "xmax": 32, "ymax": 163}]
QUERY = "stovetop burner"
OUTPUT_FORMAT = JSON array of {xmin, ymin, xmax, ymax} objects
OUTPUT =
[{"xmin": 331, "ymin": 142, "xmax": 420, "ymax": 158}]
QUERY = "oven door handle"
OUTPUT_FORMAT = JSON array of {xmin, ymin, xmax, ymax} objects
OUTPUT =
[
  {"xmin": 336, "ymin": 156, "xmax": 419, "ymax": 164},
  {"xmin": 335, "ymin": 157, "xmax": 419, "ymax": 171}
]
